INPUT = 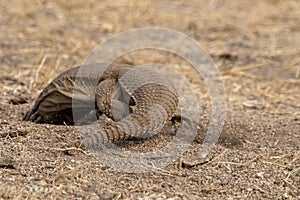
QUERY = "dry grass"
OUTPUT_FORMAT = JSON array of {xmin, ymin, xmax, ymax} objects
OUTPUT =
[{"xmin": 0, "ymin": 0, "xmax": 299, "ymax": 199}]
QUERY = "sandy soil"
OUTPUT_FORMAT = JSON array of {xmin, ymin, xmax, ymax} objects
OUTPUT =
[{"xmin": 0, "ymin": 0, "xmax": 299, "ymax": 199}]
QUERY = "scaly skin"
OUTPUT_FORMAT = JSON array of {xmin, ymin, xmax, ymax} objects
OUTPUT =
[
  {"xmin": 23, "ymin": 63, "xmax": 178, "ymax": 147},
  {"xmin": 23, "ymin": 63, "xmax": 133, "ymax": 124}
]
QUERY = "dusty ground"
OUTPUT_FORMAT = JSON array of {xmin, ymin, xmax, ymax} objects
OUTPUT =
[{"xmin": 0, "ymin": 0, "xmax": 299, "ymax": 199}]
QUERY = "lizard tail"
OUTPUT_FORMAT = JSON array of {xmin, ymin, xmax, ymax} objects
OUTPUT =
[{"xmin": 82, "ymin": 68, "xmax": 178, "ymax": 148}]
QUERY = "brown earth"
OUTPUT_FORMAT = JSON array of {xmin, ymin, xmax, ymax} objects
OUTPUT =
[{"xmin": 0, "ymin": 0, "xmax": 299, "ymax": 199}]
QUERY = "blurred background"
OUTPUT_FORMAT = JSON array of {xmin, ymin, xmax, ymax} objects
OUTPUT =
[{"xmin": 1, "ymin": 0, "xmax": 299, "ymax": 113}]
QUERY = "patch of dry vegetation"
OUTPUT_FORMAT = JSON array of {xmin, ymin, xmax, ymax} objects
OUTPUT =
[{"xmin": 0, "ymin": 0, "xmax": 299, "ymax": 199}]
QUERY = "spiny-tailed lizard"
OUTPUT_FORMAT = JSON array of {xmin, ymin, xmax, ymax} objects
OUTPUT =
[{"xmin": 23, "ymin": 63, "xmax": 179, "ymax": 147}]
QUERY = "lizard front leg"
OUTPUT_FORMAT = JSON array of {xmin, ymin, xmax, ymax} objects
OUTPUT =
[{"xmin": 95, "ymin": 79, "xmax": 133, "ymax": 122}]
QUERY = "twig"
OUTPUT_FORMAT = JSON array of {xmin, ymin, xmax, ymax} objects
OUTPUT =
[
  {"xmin": 50, "ymin": 147, "xmax": 89, "ymax": 155},
  {"xmin": 221, "ymin": 62, "xmax": 269, "ymax": 75},
  {"xmin": 262, "ymin": 161, "xmax": 286, "ymax": 168},
  {"xmin": 285, "ymin": 166, "xmax": 300, "ymax": 181},
  {"xmin": 30, "ymin": 54, "xmax": 47, "ymax": 90},
  {"xmin": 53, "ymin": 166, "xmax": 78, "ymax": 182},
  {"xmin": 218, "ymin": 161, "xmax": 247, "ymax": 166}
]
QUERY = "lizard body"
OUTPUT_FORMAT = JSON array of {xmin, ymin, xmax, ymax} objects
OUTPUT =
[{"xmin": 23, "ymin": 63, "xmax": 178, "ymax": 146}]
